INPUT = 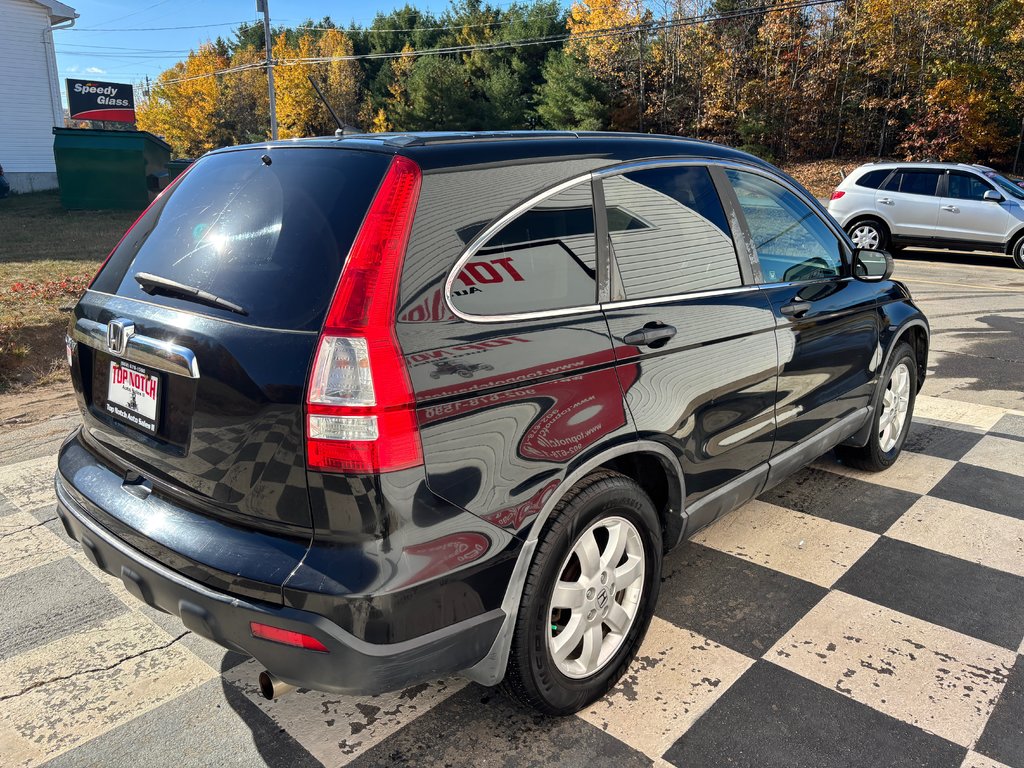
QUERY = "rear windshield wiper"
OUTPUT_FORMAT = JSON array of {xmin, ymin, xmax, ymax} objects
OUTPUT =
[{"xmin": 134, "ymin": 272, "xmax": 248, "ymax": 316}]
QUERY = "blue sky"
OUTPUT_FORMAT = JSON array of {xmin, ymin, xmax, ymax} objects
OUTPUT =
[{"xmin": 53, "ymin": 0, "xmax": 468, "ymax": 103}]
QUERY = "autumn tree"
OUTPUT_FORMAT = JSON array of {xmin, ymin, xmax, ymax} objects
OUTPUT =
[
  {"xmin": 136, "ymin": 0, "xmax": 1024, "ymax": 169},
  {"xmin": 137, "ymin": 43, "xmax": 229, "ymax": 157}
]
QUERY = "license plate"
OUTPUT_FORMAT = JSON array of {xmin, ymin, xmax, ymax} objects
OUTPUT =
[{"xmin": 106, "ymin": 359, "xmax": 160, "ymax": 435}]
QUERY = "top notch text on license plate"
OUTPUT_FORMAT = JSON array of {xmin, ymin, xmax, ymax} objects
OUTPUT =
[{"xmin": 107, "ymin": 359, "xmax": 160, "ymax": 434}]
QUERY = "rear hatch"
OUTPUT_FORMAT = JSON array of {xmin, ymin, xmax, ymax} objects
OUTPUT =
[{"xmin": 71, "ymin": 146, "xmax": 391, "ymax": 539}]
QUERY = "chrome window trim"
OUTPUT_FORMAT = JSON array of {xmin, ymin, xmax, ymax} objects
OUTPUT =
[
  {"xmin": 444, "ymin": 156, "xmax": 851, "ymax": 324},
  {"xmin": 444, "ymin": 171, "xmax": 600, "ymax": 324},
  {"xmin": 72, "ymin": 317, "xmax": 200, "ymax": 379},
  {"xmin": 600, "ymin": 283, "xmax": 758, "ymax": 310}
]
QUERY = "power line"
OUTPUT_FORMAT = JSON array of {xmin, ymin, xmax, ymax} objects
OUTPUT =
[
  {"xmin": 57, "ymin": 43, "xmax": 194, "ymax": 52},
  {"xmin": 293, "ymin": 11, "xmax": 567, "ymax": 36},
  {"xmin": 64, "ymin": 20, "xmax": 255, "ymax": 33},
  {"xmin": 77, "ymin": 0, "xmax": 176, "ymax": 31},
  {"xmin": 57, "ymin": 51, "xmax": 195, "ymax": 59},
  {"xmin": 286, "ymin": 0, "xmax": 842, "ymax": 63},
  {"xmin": 149, "ymin": 0, "xmax": 841, "ymax": 87}
]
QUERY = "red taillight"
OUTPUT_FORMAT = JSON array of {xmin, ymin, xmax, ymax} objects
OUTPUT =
[
  {"xmin": 830, "ymin": 190, "xmax": 846, "ymax": 201},
  {"xmin": 305, "ymin": 155, "xmax": 424, "ymax": 475},
  {"xmin": 250, "ymin": 622, "xmax": 329, "ymax": 652},
  {"xmin": 88, "ymin": 164, "xmax": 195, "ymax": 288}
]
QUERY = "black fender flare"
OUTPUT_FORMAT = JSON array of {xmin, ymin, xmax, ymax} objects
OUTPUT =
[
  {"xmin": 845, "ymin": 317, "xmax": 929, "ymax": 447},
  {"xmin": 461, "ymin": 439, "xmax": 685, "ymax": 687}
]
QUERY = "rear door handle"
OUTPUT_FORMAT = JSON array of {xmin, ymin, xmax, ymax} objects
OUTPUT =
[
  {"xmin": 623, "ymin": 323, "xmax": 677, "ymax": 348},
  {"xmin": 878, "ymin": 197, "xmax": 894, "ymax": 205},
  {"xmin": 780, "ymin": 301, "xmax": 812, "ymax": 318},
  {"xmin": 941, "ymin": 205, "xmax": 959, "ymax": 213}
]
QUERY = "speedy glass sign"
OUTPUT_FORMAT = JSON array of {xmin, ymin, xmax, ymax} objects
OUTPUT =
[{"xmin": 66, "ymin": 79, "xmax": 136, "ymax": 122}]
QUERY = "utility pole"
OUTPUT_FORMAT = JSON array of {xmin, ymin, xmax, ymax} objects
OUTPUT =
[{"xmin": 256, "ymin": 0, "xmax": 278, "ymax": 140}]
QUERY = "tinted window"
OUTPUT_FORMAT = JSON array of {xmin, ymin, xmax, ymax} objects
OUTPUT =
[
  {"xmin": 450, "ymin": 182, "xmax": 597, "ymax": 315},
  {"xmin": 727, "ymin": 169, "xmax": 843, "ymax": 283},
  {"xmin": 92, "ymin": 148, "xmax": 390, "ymax": 331},
  {"xmin": 977, "ymin": 169, "xmax": 1024, "ymax": 200},
  {"xmin": 947, "ymin": 172, "xmax": 993, "ymax": 201},
  {"xmin": 883, "ymin": 170, "xmax": 941, "ymax": 196},
  {"xmin": 855, "ymin": 169, "xmax": 892, "ymax": 189},
  {"xmin": 603, "ymin": 166, "xmax": 739, "ymax": 299}
]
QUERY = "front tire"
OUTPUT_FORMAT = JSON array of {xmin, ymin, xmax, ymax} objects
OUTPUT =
[
  {"xmin": 1012, "ymin": 238, "xmax": 1024, "ymax": 269},
  {"xmin": 847, "ymin": 218, "xmax": 889, "ymax": 251},
  {"xmin": 835, "ymin": 342, "xmax": 917, "ymax": 471},
  {"xmin": 501, "ymin": 470, "xmax": 662, "ymax": 715}
]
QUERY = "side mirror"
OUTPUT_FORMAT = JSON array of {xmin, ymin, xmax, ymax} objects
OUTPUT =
[
  {"xmin": 852, "ymin": 248, "xmax": 894, "ymax": 282},
  {"xmin": 983, "ymin": 190, "xmax": 1003, "ymax": 202}
]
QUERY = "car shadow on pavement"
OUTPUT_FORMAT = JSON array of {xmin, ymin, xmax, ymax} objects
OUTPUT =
[
  {"xmin": 929, "ymin": 310, "xmax": 1024, "ymax": 398},
  {"xmin": 219, "ymin": 655, "xmax": 325, "ymax": 768},
  {"xmin": 896, "ymin": 248, "xmax": 1013, "ymax": 270}
]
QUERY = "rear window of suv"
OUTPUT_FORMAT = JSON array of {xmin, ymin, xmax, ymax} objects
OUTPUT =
[
  {"xmin": 91, "ymin": 148, "xmax": 391, "ymax": 331},
  {"xmin": 854, "ymin": 169, "xmax": 891, "ymax": 189}
]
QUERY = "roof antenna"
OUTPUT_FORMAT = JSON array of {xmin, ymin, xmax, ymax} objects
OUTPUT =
[{"xmin": 306, "ymin": 74, "xmax": 355, "ymax": 137}]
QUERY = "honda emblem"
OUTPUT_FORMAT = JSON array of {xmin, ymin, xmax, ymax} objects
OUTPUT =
[{"xmin": 106, "ymin": 318, "xmax": 135, "ymax": 356}]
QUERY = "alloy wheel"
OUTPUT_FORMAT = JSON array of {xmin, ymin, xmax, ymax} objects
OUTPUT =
[
  {"xmin": 547, "ymin": 516, "xmax": 645, "ymax": 679},
  {"xmin": 879, "ymin": 361, "xmax": 911, "ymax": 452}
]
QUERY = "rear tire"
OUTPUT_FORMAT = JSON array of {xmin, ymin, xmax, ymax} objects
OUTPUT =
[
  {"xmin": 500, "ymin": 470, "xmax": 662, "ymax": 715},
  {"xmin": 847, "ymin": 218, "xmax": 889, "ymax": 251},
  {"xmin": 835, "ymin": 342, "xmax": 917, "ymax": 472}
]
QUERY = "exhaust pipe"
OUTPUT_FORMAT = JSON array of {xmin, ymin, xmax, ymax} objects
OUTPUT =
[{"xmin": 258, "ymin": 670, "xmax": 296, "ymax": 700}]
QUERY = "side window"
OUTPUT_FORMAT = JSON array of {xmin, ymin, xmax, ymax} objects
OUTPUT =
[
  {"xmin": 883, "ymin": 170, "xmax": 942, "ymax": 196},
  {"xmin": 450, "ymin": 182, "xmax": 597, "ymax": 316},
  {"xmin": 855, "ymin": 168, "xmax": 892, "ymax": 189},
  {"xmin": 947, "ymin": 172, "xmax": 992, "ymax": 201},
  {"xmin": 726, "ymin": 169, "xmax": 843, "ymax": 283},
  {"xmin": 602, "ymin": 166, "xmax": 740, "ymax": 299}
]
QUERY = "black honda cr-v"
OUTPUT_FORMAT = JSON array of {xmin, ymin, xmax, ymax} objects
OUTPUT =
[{"xmin": 56, "ymin": 132, "xmax": 928, "ymax": 715}]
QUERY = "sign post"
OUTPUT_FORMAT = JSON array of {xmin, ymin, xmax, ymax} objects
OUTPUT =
[{"xmin": 66, "ymin": 79, "xmax": 136, "ymax": 123}]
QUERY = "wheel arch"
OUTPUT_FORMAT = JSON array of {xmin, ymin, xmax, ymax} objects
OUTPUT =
[
  {"xmin": 462, "ymin": 440, "xmax": 685, "ymax": 687},
  {"xmin": 846, "ymin": 214, "xmax": 893, "ymax": 241},
  {"xmin": 1006, "ymin": 224, "xmax": 1024, "ymax": 256},
  {"xmin": 883, "ymin": 318, "xmax": 929, "ymax": 392},
  {"xmin": 844, "ymin": 315, "xmax": 929, "ymax": 449}
]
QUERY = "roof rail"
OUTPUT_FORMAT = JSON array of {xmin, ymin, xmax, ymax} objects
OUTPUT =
[{"xmin": 336, "ymin": 131, "xmax": 585, "ymax": 147}]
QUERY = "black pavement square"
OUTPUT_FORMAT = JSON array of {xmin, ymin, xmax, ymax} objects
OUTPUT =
[
  {"xmin": 835, "ymin": 537, "xmax": 1024, "ymax": 650},
  {"xmin": 663, "ymin": 660, "xmax": 965, "ymax": 768},
  {"xmin": 929, "ymin": 462, "xmax": 1024, "ymax": 521},
  {"xmin": 656, "ymin": 542, "xmax": 827, "ymax": 658},
  {"xmin": 976, "ymin": 654, "xmax": 1024, "ymax": 768},
  {"xmin": 758, "ymin": 466, "xmax": 919, "ymax": 533},
  {"xmin": 1, "ymin": 557, "xmax": 128, "ymax": 660},
  {"xmin": 903, "ymin": 421, "xmax": 985, "ymax": 461},
  {"xmin": 346, "ymin": 684, "xmax": 652, "ymax": 768}
]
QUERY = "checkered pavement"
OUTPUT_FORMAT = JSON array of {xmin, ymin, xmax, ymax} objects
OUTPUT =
[{"xmin": 1, "ymin": 393, "xmax": 1022, "ymax": 768}]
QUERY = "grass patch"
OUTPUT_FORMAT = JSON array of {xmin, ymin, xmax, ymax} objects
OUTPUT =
[{"xmin": 0, "ymin": 191, "xmax": 138, "ymax": 392}]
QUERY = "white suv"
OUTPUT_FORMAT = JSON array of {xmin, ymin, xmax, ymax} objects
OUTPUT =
[{"xmin": 828, "ymin": 162, "xmax": 1024, "ymax": 268}]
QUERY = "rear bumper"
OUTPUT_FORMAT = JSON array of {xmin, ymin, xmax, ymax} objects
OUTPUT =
[{"xmin": 55, "ymin": 467, "xmax": 505, "ymax": 696}]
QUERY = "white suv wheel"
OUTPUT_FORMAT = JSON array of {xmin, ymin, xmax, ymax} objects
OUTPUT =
[
  {"xmin": 850, "ymin": 222, "xmax": 883, "ymax": 250},
  {"xmin": 1013, "ymin": 239, "xmax": 1024, "ymax": 269}
]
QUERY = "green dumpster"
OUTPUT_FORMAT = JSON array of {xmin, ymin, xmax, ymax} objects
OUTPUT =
[
  {"xmin": 52, "ymin": 127, "xmax": 172, "ymax": 210},
  {"xmin": 166, "ymin": 158, "xmax": 194, "ymax": 181}
]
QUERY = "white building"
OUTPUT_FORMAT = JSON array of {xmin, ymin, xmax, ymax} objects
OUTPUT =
[{"xmin": 0, "ymin": 0, "xmax": 77, "ymax": 193}]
